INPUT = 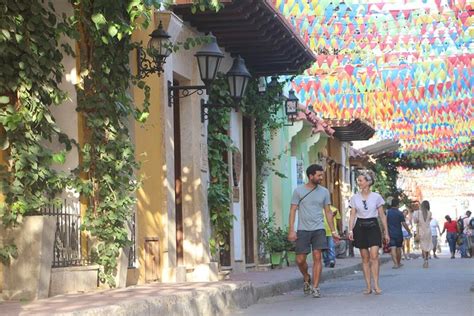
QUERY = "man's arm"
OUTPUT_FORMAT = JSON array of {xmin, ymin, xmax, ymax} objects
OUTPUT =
[
  {"xmin": 288, "ymin": 204, "xmax": 298, "ymax": 241},
  {"xmin": 378, "ymin": 206, "xmax": 389, "ymax": 241}
]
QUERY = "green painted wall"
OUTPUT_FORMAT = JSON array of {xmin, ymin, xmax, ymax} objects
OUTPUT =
[{"xmin": 266, "ymin": 122, "xmax": 326, "ymax": 230}]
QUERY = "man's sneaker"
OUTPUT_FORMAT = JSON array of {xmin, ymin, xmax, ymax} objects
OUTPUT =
[
  {"xmin": 329, "ymin": 261, "xmax": 335, "ymax": 268},
  {"xmin": 312, "ymin": 287, "xmax": 321, "ymax": 298},
  {"xmin": 303, "ymin": 276, "xmax": 311, "ymax": 295}
]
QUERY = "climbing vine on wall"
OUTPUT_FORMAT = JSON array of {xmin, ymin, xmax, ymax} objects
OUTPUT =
[
  {"xmin": 240, "ymin": 78, "xmax": 286, "ymax": 260},
  {"xmin": 0, "ymin": 0, "xmax": 226, "ymax": 281},
  {"xmin": 68, "ymin": 0, "xmax": 224, "ymax": 286},
  {"xmin": 65, "ymin": 0, "xmax": 158, "ymax": 287},
  {"xmin": 206, "ymin": 74, "xmax": 235, "ymax": 256},
  {"xmin": 0, "ymin": 0, "xmax": 72, "ymax": 226}
]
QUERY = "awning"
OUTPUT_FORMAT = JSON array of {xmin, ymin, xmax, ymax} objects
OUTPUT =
[
  {"xmin": 329, "ymin": 119, "xmax": 375, "ymax": 142},
  {"xmin": 172, "ymin": 0, "xmax": 316, "ymax": 75},
  {"xmin": 360, "ymin": 139, "xmax": 400, "ymax": 157}
]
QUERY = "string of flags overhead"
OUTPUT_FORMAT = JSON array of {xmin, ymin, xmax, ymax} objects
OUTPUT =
[{"xmin": 273, "ymin": 0, "xmax": 473, "ymax": 165}]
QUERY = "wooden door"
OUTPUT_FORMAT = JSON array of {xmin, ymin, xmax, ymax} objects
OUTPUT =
[
  {"xmin": 145, "ymin": 238, "xmax": 160, "ymax": 282},
  {"xmin": 173, "ymin": 80, "xmax": 184, "ymax": 266},
  {"xmin": 242, "ymin": 116, "xmax": 255, "ymax": 264}
]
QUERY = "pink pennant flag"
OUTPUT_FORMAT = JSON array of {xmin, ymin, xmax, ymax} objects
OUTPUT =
[
  {"xmin": 389, "ymin": 10, "xmax": 400, "ymax": 19},
  {"xmin": 419, "ymin": 86, "xmax": 425, "ymax": 99},
  {"xmin": 402, "ymin": 10, "xmax": 411, "ymax": 19},
  {"xmin": 344, "ymin": 64, "xmax": 355, "ymax": 76},
  {"xmin": 437, "ymin": 83, "xmax": 444, "ymax": 95},
  {"xmin": 459, "ymin": 12, "xmax": 469, "ymax": 25}
]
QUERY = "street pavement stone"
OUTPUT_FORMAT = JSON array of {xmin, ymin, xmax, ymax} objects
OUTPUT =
[
  {"xmin": 229, "ymin": 249, "xmax": 474, "ymax": 316},
  {"xmin": 0, "ymin": 256, "xmax": 385, "ymax": 315}
]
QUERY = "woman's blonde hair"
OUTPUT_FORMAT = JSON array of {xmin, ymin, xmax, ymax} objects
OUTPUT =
[{"xmin": 358, "ymin": 169, "xmax": 376, "ymax": 186}]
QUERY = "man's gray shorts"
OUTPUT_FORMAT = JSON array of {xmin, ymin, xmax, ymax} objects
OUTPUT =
[{"xmin": 296, "ymin": 229, "xmax": 328, "ymax": 254}]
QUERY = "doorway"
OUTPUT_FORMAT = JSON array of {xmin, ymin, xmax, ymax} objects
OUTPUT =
[
  {"xmin": 242, "ymin": 116, "xmax": 255, "ymax": 264},
  {"xmin": 173, "ymin": 80, "xmax": 184, "ymax": 266}
]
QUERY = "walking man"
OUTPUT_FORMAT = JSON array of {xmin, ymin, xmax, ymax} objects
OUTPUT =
[
  {"xmin": 287, "ymin": 164, "xmax": 339, "ymax": 298},
  {"xmin": 386, "ymin": 197, "xmax": 411, "ymax": 269},
  {"xmin": 430, "ymin": 216, "xmax": 441, "ymax": 258},
  {"xmin": 462, "ymin": 211, "xmax": 472, "ymax": 258}
]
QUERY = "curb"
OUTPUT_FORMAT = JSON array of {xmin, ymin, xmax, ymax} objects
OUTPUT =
[{"xmin": 18, "ymin": 258, "xmax": 391, "ymax": 316}]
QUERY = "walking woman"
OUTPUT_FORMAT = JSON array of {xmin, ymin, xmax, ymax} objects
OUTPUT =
[
  {"xmin": 348, "ymin": 170, "xmax": 389, "ymax": 295},
  {"xmin": 441, "ymin": 215, "xmax": 458, "ymax": 259},
  {"xmin": 402, "ymin": 209, "xmax": 412, "ymax": 260},
  {"xmin": 413, "ymin": 200, "xmax": 433, "ymax": 268}
]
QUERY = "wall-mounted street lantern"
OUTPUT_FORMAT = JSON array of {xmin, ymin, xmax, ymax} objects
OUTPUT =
[
  {"xmin": 284, "ymin": 89, "xmax": 299, "ymax": 126},
  {"xmin": 167, "ymin": 33, "xmax": 251, "ymax": 122},
  {"xmin": 257, "ymin": 77, "xmax": 267, "ymax": 95},
  {"xmin": 227, "ymin": 56, "xmax": 251, "ymax": 102},
  {"xmin": 194, "ymin": 36, "xmax": 225, "ymax": 89},
  {"xmin": 137, "ymin": 21, "xmax": 172, "ymax": 79},
  {"xmin": 268, "ymin": 76, "xmax": 279, "ymax": 90}
]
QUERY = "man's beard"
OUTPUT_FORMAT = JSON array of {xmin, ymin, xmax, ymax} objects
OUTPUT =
[{"xmin": 311, "ymin": 178, "xmax": 320, "ymax": 186}]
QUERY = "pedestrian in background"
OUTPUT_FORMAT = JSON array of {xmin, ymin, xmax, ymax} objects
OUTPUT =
[
  {"xmin": 413, "ymin": 200, "xmax": 433, "ymax": 268},
  {"xmin": 287, "ymin": 164, "xmax": 339, "ymax": 298},
  {"xmin": 386, "ymin": 197, "xmax": 411, "ymax": 269},
  {"xmin": 429, "ymin": 217, "xmax": 441, "ymax": 259},
  {"xmin": 412, "ymin": 201, "xmax": 421, "ymax": 251},
  {"xmin": 460, "ymin": 211, "xmax": 472, "ymax": 258},
  {"xmin": 348, "ymin": 170, "xmax": 389, "ymax": 295},
  {"xmin": 467, "ymin": 216, "xmax": 474, "ymax": 258},
  {"xmin": 401, "ymin": 209, "xmax": 412, "ymax": 260},
  {"xmin": 323, "ymin": 206, "xmax": 340, "ymax": 268},
  {"xmin": 441, "ymin": 215, "xmax": 458, "ymax": 259}
]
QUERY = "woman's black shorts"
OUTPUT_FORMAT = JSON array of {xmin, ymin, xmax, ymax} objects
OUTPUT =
[{"xmin": 353, "ymin": 217, "xmax": 382, "ymax": 249}]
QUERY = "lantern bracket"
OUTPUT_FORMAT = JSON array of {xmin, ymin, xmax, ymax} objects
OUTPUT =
[
  {"xmin": 168, "ymin": 81, "xmax": 208, "ymax": 108},
  {"xmin": 200, "ymin": 99, "xmax": 235, "ymax": 123},
  {"xmin": 137, "ymin": 48, "xmax": 168, "ymax": 79}
]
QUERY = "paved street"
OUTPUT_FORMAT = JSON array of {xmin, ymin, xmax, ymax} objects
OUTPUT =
[{"xmin": 230, "ymin": 248, "xmax": 474, "ymax": 316}]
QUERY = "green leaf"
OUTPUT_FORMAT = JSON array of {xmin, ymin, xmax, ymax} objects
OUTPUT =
[
  {"xmin": 91, "ymin": 13, "xmax": 107, "ymax": 28},
  {"xmin": 52, "ymin": 151, "xmax": 66, "ymax": 164},
  {"xmin": 1, "ymin": 29, "xmax": 10, "ymax": 41},
  {"xmin": 108, "ymin": 25, "xmax": 118, "ymax": 37},
  {"xmin": 0, "ymin": 96, "xmax": 9, "ymax": 104},
  {"xmin": 0, "ymin": 134, "xmax": 9, "ymax": 150}
]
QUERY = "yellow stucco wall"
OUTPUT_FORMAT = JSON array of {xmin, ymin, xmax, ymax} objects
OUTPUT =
[{"xmin": 129, "ymin": 18, "xmax": 166, "ymax": 285}]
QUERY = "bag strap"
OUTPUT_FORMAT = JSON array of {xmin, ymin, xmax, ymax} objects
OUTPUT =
[{"xmin": 298, "ymin": 186, "xmax": 317, "ymax": 208}]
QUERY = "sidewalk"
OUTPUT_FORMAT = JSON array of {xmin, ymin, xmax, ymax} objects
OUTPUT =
[{"xmin": 0, "ymin": 255, "xmax": 391, "ymax": 316}]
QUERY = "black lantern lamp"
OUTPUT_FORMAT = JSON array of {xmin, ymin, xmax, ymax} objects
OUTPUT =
[
  {"xmin": 168, "ymin": 37, "xmax": 251, "ymax": 122},
  {"xmin": 137, "ymin": 21, "xmax": 172, "ymax": 79},
  {"xmin": 195, "ymin": 33, "xmax": 224, "ymax": 90},
  {"xmin": 257, "ymin": 77, "xmax": 267, "ymax": 95},
  {"xmin": 283, "ymin": 89, "xmax": 299, "ymax": 126},
  {"xmin": 268, "ymin": 76, "xmax": 279, "ymax": 90},
  {"xmin": 285, "ymin": 89, "xmax": 299, "ymax": 116},
  {"xmin": 227, "ymin": 55, "xmax": 251, "ymax": 102},
  {"xmin": 268, "ymin": 76, "xmax": 283, "ymax": 103}
]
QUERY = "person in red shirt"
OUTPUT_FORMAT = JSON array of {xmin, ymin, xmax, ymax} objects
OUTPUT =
[{"xmin": 440, "ymin": 215, "xmax": 458, "ymax": 259}]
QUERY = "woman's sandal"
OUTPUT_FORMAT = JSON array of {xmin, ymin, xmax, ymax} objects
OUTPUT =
[
  {"xmin": 374, "ymin": 288, "xmax": 383, "ymax": 295},
  {"xmin": 363, "ymin": 289, "xmax": 372, "ymax": 295}
]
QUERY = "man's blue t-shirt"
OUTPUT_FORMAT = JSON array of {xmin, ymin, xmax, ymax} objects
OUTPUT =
[{"xmin": 387, "ymin": 208, "xmax": 405, "ymax": 238}]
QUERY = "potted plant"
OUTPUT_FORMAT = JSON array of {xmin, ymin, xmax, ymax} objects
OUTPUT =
[
  {"xmin": 284, "ymin": 227, "xmax": 296, "ymax": 266},
  {"xmin": 268, "ymin": 227, "xmax": 286, "ymax": 267}
]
